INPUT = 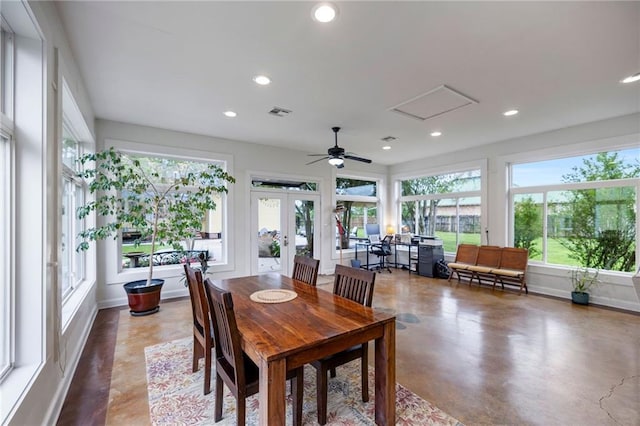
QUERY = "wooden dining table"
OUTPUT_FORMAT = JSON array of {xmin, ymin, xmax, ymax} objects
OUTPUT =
[{"xmin": 207, "ymin": 273, "xmax": 396, "ymax": 425}]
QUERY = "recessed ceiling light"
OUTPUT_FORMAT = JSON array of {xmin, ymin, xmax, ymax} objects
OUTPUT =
[
  {"xmin": 223, "ymin": 111, "xmax": 237, "ymax": 118},
  {"xmin": 503, "ymin": 109, "xmax": 519, "ymax": 116},
  {"xmin": 312, "ymin": 2, "xmax": 338, "ymax": 23},
  {"xmin": 382, "ymin": 145, "xmax": 391, "ymax": 150},
  {"xmin": 253, "ymin": 75, "xmax": 271, "ymax": 85},
  {"xmin": 430, "ymin": 131, "xmax": 442, "ymax": 137},
  {"xmin": 621, "ymin": 72, "xmax": 640, "ymax": 84}
]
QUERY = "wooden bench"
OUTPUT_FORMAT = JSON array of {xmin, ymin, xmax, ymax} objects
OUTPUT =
[{"xmin": 448, "ymin": 245, "xmax": 528, "ymax": 293}]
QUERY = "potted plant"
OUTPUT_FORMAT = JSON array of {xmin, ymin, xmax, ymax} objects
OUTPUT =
[
  {"xmin": 76, "ymin": 147, "xmax": 235, "ymax": 316},
  {"xmin": 570, "ymin": 267, "xmax": 600, "ymax": 305}
]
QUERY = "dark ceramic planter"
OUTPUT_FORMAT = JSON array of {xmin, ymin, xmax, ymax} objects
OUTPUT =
[
  {"xmin": 571, "ymin": 291, "xmax": 589, "ymax": 305},
  {"xmin": 123, "ymin": 279, "xmax": 164, "ymax": 316}
]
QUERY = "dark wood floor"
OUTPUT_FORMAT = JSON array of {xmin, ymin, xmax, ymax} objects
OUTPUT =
[{"xmin": 57, "ymin": 272, "xmax": 640, "ymax": 425}]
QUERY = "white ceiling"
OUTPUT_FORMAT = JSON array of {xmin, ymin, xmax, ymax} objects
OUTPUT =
[{"xmin": 56, "ymin": 1, "xmax": 640, "ymax": 166}]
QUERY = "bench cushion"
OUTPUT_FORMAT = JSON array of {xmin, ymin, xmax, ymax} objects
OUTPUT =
[
  {"xmin": 492, "ymin": 268, "xmax": 524, "ymax": 278},
  {"xmin": 448, "ymin": 262, "xmax": 473, "ymax": 270}
]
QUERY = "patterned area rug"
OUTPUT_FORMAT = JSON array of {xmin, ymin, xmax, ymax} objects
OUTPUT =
[{"xmin": 145, "ymin": 338, "xmax": 462, "ymax": 425}]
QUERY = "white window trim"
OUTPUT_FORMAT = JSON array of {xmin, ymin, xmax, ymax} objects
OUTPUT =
[
  {"xmin": 503, "ymin": 137, "xmax": 640, "ymax": 274},
  {"xmin": 393, "ymin": 159, "xmax": 488, "ymax": 249},
  {"xmin": 333, "ymin": 170, "xmax": 386, "ymax": 258},
  {"xmin": 60, "ymin": 79, "xmax": 94, "ymax": 331},
  {"xmin": 103, "ymin": 138, "xmax": 235, "ymax": 285},
  {"xmin": 0, "ymin": 132, "xmax": 14, "ymax": 382}
]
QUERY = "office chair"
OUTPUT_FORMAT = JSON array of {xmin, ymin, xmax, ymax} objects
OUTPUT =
[{"xmin": 369, "ymin": 234, "xmax": 392, "ymax": 273}]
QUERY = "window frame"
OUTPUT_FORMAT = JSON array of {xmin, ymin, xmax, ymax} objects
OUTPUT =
[
  {"xmin": 0, "ymin": 131, "xmax": 13, "ymax": 381},
  {"xmin": 395, "ymin": 161, "xmax": 486, "ymax": 254},
  {"xmin": 103, "ymin": 138, "xmax": 235, "ymax": 284},
  {"xmin": 0, "ymin": 19, "xmax": 15, "ymax": 383},
  {"xmin": 333, "ymin": 172, "xmax": 384, "ymax": 255},
  {"xmin": 509, "ymin": 148, "xmax": 640, "ymax": 272}
]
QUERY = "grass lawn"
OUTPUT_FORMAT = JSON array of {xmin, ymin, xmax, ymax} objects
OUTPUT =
[
  {"xmin": 122, "ymin": 243, "xmax": 174, "ymax": 254},
  {"xmin": 433, "ymin": 232, "xmax": 580, "ymax": 265}
]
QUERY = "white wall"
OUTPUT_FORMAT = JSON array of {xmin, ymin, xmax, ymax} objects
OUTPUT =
[
  {"xmin": 390, "ymin": 112, "xmax": 640, "ymax": 312},
  {"xmin": 95, "ymin": 119, "xmax": 387, "ymax": 308},
  {"xmin": 4, "ymin": 2, "xmax": 97, "ymax": 425}
]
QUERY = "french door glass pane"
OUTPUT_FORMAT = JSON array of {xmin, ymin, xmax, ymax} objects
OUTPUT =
[
  {"xmin": 257, "ymin": 197, "xmax": 281, "ymax": 273},
  {"xmin": 295, "ymin": 199, "xmax": 315, "ymax": 257}
]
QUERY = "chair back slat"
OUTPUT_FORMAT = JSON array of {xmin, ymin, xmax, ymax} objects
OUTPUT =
[
  {"xmin": 333, "ymin": 264, "xmax": 375, "ymax": 307},
  {"xmin": 292, "ymin": 255, "xmax": 320, "ymax": 286},
  {"xmin": 499, "ymin": 247, "xmax": 529, "ymax": 270},
  {"xmin": 475, "ymin": 245, "xmax": 502, "ymax": 268},
  {"xmin": 455, "ymin": 244, "xmax": 479, "ymax": 264},
  {"xmin": 204, "ymin": 279, "xmax": 245, "ymax": 389}
]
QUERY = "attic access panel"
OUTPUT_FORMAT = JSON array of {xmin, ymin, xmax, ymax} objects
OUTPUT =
[{"xmin": 390, "ymin": 85, "xmax": 478, "ymax": 121}]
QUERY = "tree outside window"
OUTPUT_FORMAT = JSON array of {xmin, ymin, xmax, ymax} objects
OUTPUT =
[
  {"xmin": 335, "ymin": 177, "xmax": 378, "ymax": 250},
  {"xmin": 511, "ymin": 149, "xmax": 639, "ymax": 272}
]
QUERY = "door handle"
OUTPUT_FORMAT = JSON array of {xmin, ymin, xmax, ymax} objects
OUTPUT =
[{"xmin": 283, "ymin": 235, "xmax": 288, "ymax": 246}]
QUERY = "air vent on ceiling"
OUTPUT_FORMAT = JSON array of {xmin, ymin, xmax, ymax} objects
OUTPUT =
[
  {"xmin": 390, "ymin": 85, "xmax": 478, "ymax": 121},
  {"xmin": 381, "ymin": 136, "xmax": 397, "ymax": 142},
  {"xmin": 269, "ymin": 106, "xmax": 292, "ymax": 117}
]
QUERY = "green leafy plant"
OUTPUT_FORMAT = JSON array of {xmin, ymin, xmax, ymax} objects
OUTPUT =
[
  {"xmin": 570, "ymin": 267, "xmax": 600, "ymax": 293},
  {"xmin": 75, "ymin": 147, "xmax": 235, "ymax": 286},
  {"xmin": 180, "ymin": 251, "xmax": 211, "ymax": 287}
]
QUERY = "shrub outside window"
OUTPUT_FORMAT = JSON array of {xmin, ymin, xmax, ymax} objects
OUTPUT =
[{"xmin": 511, "ymin": 149, "xmax": 639, "ymax": 272}]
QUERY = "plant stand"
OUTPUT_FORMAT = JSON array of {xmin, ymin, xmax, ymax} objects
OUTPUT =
[
  {"xmin": 571, "ymin": 291, "xmax": 589, "ymax": 305},
  {"xmin": 124, "ymin": 279, "xmax": 164, "ymax": 316}
]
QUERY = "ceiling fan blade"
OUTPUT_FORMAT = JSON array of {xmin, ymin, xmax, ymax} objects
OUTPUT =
[
  {"xmin": 307, "ymin": 153, "xmax": 328, "ymax": 157},
  {"xmin": 306, "ymin": 156, "xmax": 329, "ymax": 165},
  {"xmin": 344, "ymin": 154, "xmax": 372, "ymax": 164}
]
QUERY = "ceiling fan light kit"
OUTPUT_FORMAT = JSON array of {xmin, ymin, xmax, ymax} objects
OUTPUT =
[{"xmin": 307, "ymin": 127, "xmax": 372, "ymax": 168}]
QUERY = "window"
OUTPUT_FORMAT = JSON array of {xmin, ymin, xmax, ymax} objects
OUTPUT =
[
  {"xmin": 0, "ymin": 133, "xmax": 10, "ymax": 379},
  {"xmin": 510, "ymin": 149, "xmax": 640, "ymax": 272},
  {"xmin": 118, "ymin": 153, "xmax": 230, "ymax": 269},
  {"xmin": 399, "ymin": 170, "xmax": 482, "ymax": 253},
  {"xmin": 335, "ymin": 177, "xmax": 379, "ymax": 250},
  {"xmin": 60, "ymin": 124, "xmax": 85, "ymax": 300},
  {"xmin": 0, "ymin": 22, "xmax": 14, "ymax": 381}
]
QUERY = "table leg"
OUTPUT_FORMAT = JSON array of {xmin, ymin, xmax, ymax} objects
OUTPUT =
[
  {"xmin": 375, "ymin": 320, "xmax": 396, "ymax": 425},
  {"xmin": 258, "ymin": 357, "xmax": 287, "ymax": 425}
]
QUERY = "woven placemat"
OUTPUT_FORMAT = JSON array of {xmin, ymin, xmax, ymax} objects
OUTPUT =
[{"xmin": 249, "ymin": 289, "xmax": 298, "ymax": 304}]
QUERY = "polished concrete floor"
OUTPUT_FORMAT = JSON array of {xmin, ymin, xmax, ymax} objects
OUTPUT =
[{"xmin": 58, "ymin": 272, "xmax": 640, "ymax": 425}]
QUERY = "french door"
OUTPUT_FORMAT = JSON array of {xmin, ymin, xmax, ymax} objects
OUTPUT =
[{"xmin": 251, "ymin": 191, "xmax": 320, "ymax": 275}]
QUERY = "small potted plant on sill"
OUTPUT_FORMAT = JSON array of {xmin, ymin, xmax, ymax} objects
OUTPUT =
[
  {"xmin": 570, "ymin": 267, "xmax": 600, "ymax": 305},
  {"xmin": 76, "ymin": 147, "xmax": 235, "ymax": 316}
]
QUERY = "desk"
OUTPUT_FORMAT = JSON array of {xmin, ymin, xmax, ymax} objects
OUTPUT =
[
  {"xmin": 208, "ymin": 274, "xmax": 396, "ymax": 425},
  {"xmin": 355, "ymin": 241, "xmax": 417, "ymax": 271}
]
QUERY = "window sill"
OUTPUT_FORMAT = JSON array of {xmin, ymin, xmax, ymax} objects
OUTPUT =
[{"xmin": 62, "ymin": 278, "xmax": 96, "ymax": 333}]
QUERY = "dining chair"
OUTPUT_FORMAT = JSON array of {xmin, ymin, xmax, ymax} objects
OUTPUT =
[
  {"xmin": 203, "ymin": 279, "xmax": 303, "ymax": 426},
  {"xmin": 311, "ymin": 264, "xmax": 376, "ymax": 425},
  {"xmin": 183, "ymin": 263, "xmax": 214, "ymax": 395},
  {"xmin": 291, "ymin": 255, "xmax": 320, "ymax": 286}
]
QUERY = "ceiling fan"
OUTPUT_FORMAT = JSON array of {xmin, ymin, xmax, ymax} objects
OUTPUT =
[{"xmin": 306, "ymin": 127, "xmax": 372, "ymax": 168}]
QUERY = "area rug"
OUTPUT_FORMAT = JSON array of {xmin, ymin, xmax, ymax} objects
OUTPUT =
[{"xmin": 145, "ymin": 338, "xmax": 463, "ymax": 425}]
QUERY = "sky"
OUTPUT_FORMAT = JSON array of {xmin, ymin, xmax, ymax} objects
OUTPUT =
[{"xmin": 512, "ymin": 147, "xmax": 640, "ymax": 187}]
